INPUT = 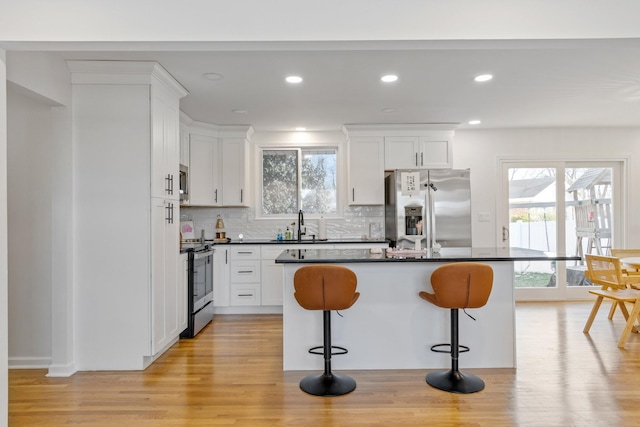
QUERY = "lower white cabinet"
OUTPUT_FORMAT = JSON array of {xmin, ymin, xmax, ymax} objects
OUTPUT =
[
  {"xmin": 213, "ymin": 246, "xmax": 230, "ymax": 307},
  {"xmin": 230, "ymin": 246, "xmax": 261, "ymax": 306},
  {"xmin": 151, "ymin": 197, "xmax": 181, "ymax": 355},
  {"xmin": 261, "ymin": 247, "xmax": 289, "ymax": 306}
]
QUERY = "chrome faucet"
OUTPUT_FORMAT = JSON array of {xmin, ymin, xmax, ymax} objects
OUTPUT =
[{"xmin": 297, "ymin": 209, "xmax": 305, "ymax": 241}]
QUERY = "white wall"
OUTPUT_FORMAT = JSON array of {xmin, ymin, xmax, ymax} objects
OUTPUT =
[
  {"xmin": 0, "ymin": 48, "xmax": 9, "ymax": 427},
  {"xmin": 453, "ymin": 128, "xmax": 640, "ymax": 248},
  {"xmin": 6, "ymin": 85, "xmax": 53, "ymax": 367},
  {"xmin": 5, "ymin": 52, "xmax": 74, "ymax": 378},
  {"xmin": 1, "ymin": 1, "xmax": 640, "ymax": 43}
]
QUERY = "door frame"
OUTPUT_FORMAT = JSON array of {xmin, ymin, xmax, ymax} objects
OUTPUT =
[{"xmin": 497, "ymin": 156, "xmax": 628, "ymax": 301}]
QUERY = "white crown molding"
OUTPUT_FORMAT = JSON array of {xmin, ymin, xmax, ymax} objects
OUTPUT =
[
  {"xmin": 342, "ymin": 123, "xmax": 458, "ymax": 137},
  {"xmin": 218, "ymin": 125, "xmax": 255, "ymax": 140},
  {"xmin": 67, "ymin": 60, "xmax": 189, "ymax": 99}
]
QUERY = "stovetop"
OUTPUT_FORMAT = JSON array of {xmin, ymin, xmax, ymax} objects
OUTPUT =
[{"xmin": 180, "ymin": 242, "xmax": 211, "ymax": 253}]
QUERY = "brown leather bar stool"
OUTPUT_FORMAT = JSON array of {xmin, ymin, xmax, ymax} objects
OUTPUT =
[
  {"xmin": 419, "ymin": 262, "xmax": 493, "ymax": 394},
  {"xmin": 293, "ymin": 265, "xmax": 360, "ymax": 396}
]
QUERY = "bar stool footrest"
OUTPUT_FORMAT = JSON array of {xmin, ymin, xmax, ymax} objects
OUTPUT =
[
  {"xmin": 309, "ymin": 345, "xmax": 348, "ymax": 356},
  {"xmin": 430, "ymin": 343, "xmax": 470, "ymax": 354}
]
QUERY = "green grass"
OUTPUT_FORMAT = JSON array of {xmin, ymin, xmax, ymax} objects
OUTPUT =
[{"xmin": 515, "ymin": 271, "xmax": 553, "ymax": 288}]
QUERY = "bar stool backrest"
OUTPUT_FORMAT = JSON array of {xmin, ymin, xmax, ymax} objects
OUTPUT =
[
  {"xmin": 294, "ymin": 265, "xmax": 359, "ymax": 311},
  {"xmin": 429, "ymin": 262, "xmax": 493, "ymax": 309}
]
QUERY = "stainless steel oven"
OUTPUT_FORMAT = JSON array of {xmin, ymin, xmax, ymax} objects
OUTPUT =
[{"xmin": 181, "ymin": 246, "xmax": 213, "ymax": 338}]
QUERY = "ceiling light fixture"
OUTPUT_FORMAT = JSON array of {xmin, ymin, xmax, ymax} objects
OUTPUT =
[
  {"xmin": 474, "ymin": 74, "xmax": 493, "ymax": 82},
  {"xmin": 468, "ymin": 120, "xmax": 482, "ymax": 125},
  {"xmin": 295, "ymin": 127, "xmax": 307, "ymax": 131},
  {"xmin": 286, "ymin": 75, "xmax": 303, "ymax": 84},
  {"xmin": 232, "ymin": 109, "xmax": 248, "ymax": 114},
  {"xmin": 202, "ymin": 72, "xmax": 224, "ymax": 81},
  {"xmin": 381, "ymin": 75, "xmax": 398, "ymax": 83},
  {"xmin": 381, "ymin": 108, "xmax": 396, "ymax": 113}
]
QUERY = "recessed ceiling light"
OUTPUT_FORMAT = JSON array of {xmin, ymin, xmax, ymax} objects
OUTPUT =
[
  {"xmin": 232, "ymin": 109, "xmax": 248, "ymax": 114},
  {"xmin": 474, "ymin": 74, "xmax": 493, "ymax": 82},
  {"xmin": 202, "ymin": 72, "xmax": 224, "ymax": 81},
  {"xmin": 381, "ymin": 75, "xmax": 398, "ymax": 83},
  {"xmin": 468, "ymin": 120, "xmax": 482, "ymax": 125},
  {"xmin": 295, "ymin": 127, "xmax": 307, "ymax": 131},
  {"xmin": 286, "ymin": 75, "xmax": 303, "ymax": 84},
  {"xmin": 381, "ymin": 108, "xmax": 396, "ymax": 113}
]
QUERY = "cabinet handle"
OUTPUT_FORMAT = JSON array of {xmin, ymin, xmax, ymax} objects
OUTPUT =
[
  {"xmin": 165, "ymin": 204, "xmax": 171, "ymax": 223},
  {"xmin": 225, "ymin": 249, "xmax": 228, "ymax": 264},
  {"xmin": 165, "ymin": 174, "xmax": 172, "ymax": 194},
  {"xmin": 352, "ymin": 188, "xmax": 355, "ymax": 202},
  {"xmin": 238, "ymin": 294, "xmax": 253, "ymax": 297},
  {"xmin": 415, "ymin": 153, "xmax": 418, "ymax": 167},
  {"xmin": 214, "ymin": 189, "xmax": 218, "ymax": 203},
  {"xmin": 238, "ymin": 251, "xmax": 253, "ymax": 255},
  {"xmin": 240, "ymin": 189, "xmax": 243, "ymax": 203},
  {"xmin": 421, "ymin": 152, "xmax": 424, "ymax": 166},
  {"xmin": 238, "ymin": 270, "xmax": 254, "ymax": 274},
  {"xmin": 170, "ymin": 174, "xmax": 174, "ymax": 195}
]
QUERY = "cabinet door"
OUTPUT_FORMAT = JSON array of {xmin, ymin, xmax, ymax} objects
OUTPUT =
[
  {"xmin": 418, "ymin": 137, "xmax": 452, "ymax": 169},
  {"xmin": 261, "ymin": 260, "xmax": 284, "ymax": 306},
  {"xmin": 348, "ymin": 136, "xmax": 384, "ymax": 205},
  {"xmin": 213, "ymin": 246, "xmax": 230, "ymax": 307},
  {"xmin": 189, "ymin": 134, "xmax": 217, "ymax": 205},
  {"xmin": 384, "ymin": 136, "xmax": 419, "ymax": 169},
  {"xmin": 151, "ymin": 87, "xmax": 181, "ymax": 201},
  {"xmin": 221, "ymin": 139, "xmax": 249, "ymax": 206},
  {"xmin": 151, "ymin": 198, "xmax": 179, "ymax": 354}
]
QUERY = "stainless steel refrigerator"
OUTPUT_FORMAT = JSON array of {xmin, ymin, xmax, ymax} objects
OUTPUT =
[{"xmin": 384, "ymin": 169, "xmax": 471, "ymax": 249}]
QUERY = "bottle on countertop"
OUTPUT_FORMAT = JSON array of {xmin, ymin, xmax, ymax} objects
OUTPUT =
[
  {"xmin": 285, "ymin": 227, "xmax": 292, "ymax": 240},
  {"xmin": 277, "ymin": 229, "xmax": 283, "ymax": 241}
]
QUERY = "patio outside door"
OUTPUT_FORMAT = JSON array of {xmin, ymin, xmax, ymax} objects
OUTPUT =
[{"xmin": 501, "ymin": 161, "xmax": 622, "ymax": 301}]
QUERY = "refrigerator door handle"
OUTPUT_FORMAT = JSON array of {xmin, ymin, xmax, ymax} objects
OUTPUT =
[{"xmin": 502, "ymin": 226, "xmax": 510, "ymax": 242}]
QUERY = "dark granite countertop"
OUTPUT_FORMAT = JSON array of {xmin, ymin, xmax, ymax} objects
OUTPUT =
[
  {"xmin": 275, "ymin": 247, "xmax": 582, "ymax": 264},
  {"xmin": 206, "ymin": 238, "xmax": 388, "ymax": 246}
]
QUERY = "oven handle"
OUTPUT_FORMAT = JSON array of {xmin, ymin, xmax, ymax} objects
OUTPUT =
[{"xmin": 193, "ymin": 250, "xmax": 213, "ymax": 260}]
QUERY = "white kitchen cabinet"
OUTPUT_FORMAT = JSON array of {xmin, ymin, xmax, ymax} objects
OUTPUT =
[
  {"xmin": 348, "ymin": 136, "xmax": 384, "ymax": 205},
  {"xmin": 69, "ymin": 60, "xmax": 188, "ymax": 370},
  {"xmin": 261, "ymin": 247, "xmax": 289, "ymax": 306},
  {"xmin": 384, "ymin": 135, "xmax": 453, "ymax": 169},
  {"xmin": 229, "ymin": 246, "xmax": 261, "ymax": 306},
  {"xmin": 221, "ymin": 137, "xmax": 250, "ymax": 206},
  {"xmin": 188, "ymin": 134, "xmax": 219, "ymax": 206},
  {"xmin": 151, "ymin": 83, "xmax": 181, "ymax": 201},
  {"xmin": 213, "ymin": 246, "xmax": 230, "ymax": 307},
  {"xmin": 151, "ymin": 198, "xmax": 181, "ymax": 354}
]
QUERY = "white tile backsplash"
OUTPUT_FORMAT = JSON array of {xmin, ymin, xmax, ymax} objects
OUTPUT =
[{"xmin": 180, "ymin": 205, "xmax": 384, "ymax": 241}]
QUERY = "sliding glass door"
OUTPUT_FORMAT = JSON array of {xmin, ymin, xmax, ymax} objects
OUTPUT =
[{"xmin": 501, "ymin": 161, "xmax": 622, "ymax": 301}]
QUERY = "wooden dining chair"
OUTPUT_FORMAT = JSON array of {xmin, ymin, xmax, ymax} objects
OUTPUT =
[{"xmin": 583, "ymin": 254, "xmax": 640, "ymax": 348}]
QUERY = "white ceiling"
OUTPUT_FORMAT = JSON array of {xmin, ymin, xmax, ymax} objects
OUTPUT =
[{"xmin": 51, "ymin": 41, "xmax": 640, "ymax": 131}]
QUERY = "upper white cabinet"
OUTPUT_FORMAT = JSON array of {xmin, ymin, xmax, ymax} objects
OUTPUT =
[
  {"xmin": 188, "ymin": 134, "xmax": 219, "ymax": 206},
  {"xmin": 220, "ymin": 134, "xmax": 251, "ymax": 206},
  {"xmin": 384, "ymin": 134, "xmax": 453, "ymax": 169},
  {"xmin": 69, "ymin": 60, "xmax": 188, "ymax": 369},
  {"xmin": 347, "ymin": 136, "xmax": 384, "ymax": 205},
  {"xmin": 181, "ymin": 124, "xmax": 253, "ymax": 207}
]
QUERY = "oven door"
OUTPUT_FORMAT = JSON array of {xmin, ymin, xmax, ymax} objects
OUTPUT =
[{"xmin": 193, "ymin": 250, "xmax": 213, "ymax": 312}]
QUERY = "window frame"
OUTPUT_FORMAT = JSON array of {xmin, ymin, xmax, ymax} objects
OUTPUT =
[{"xmin": 258, "ymin": 145, "xmax": 342, "ymax": 220}]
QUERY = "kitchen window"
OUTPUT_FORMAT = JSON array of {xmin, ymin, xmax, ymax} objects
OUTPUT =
[{"xmin": 261, "ymin": 148, "xmax": 337, "ymax": 216}]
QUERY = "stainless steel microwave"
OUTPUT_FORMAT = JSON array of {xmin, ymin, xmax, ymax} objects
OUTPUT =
[{"xmin": 179, "ymin": 164, "xmax": 189, "ymax": 202}]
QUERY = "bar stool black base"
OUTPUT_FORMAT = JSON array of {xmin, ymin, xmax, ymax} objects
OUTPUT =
[
  {"xmin": 426, "ymin": 369, "xmax": 485, "ymax": 394},
  {"xmin": 300, "ymin": 373, "xmax": 356, "ymax": 397}
]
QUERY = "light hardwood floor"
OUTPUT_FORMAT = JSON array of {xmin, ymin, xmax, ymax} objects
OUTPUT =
[{"xmin": 9, "ymin": 302, "xmax": 640, "ymax": 426}]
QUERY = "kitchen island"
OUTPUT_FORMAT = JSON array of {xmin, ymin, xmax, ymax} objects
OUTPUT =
[{"xmin": 276, "ymin": 247, "xmax": 580, "ymax": 371}]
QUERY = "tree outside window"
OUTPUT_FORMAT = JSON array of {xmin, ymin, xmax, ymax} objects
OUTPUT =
[{"xmin": 262, "ymin": 148, "xmax": 337, "ymax": 216}]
